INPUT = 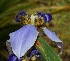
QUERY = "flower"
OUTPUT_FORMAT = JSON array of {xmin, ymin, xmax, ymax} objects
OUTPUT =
[{"xmin": 6, "ymin": 11, "xmax": 63, "ymax": 60}]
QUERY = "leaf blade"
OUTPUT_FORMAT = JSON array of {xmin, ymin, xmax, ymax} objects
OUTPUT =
[{"xmin": 37, "ymin": 36, "xmax": 62, "ymax": 61}]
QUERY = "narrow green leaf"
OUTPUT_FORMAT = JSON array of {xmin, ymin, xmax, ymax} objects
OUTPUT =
[
  {"xmin": 36, "ymin": 45, "xmax": 48, "ymax": 61},
  {"xmin": 37, "ymin": 36, "xmax": 62, "ymax": 61}
]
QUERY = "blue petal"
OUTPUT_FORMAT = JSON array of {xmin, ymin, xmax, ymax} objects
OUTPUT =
[
  {"xmin": 43, "ymin": 27, "xmax": 63, "ymax": 54},
  {"xmin": 9, "ymin": 25, "xmax": 39, "ymax": 59},
  {"xmin": 43, "ymin": 27, "xmax": 63, "ymax": 47},
  {"xmin": 8, "ymin": 54, "xmax": 20, "ymax": 61}
]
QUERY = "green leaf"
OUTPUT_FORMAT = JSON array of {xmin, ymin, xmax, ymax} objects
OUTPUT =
[{"xmin": 37, "ymin": 36, "xmax": 62, "ymax": 61}]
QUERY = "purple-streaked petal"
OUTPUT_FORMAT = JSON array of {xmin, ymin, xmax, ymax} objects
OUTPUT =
[
  {"xmin": 37, "ymin": 12, "xmax": 45, "ymax": 18},
  {"xmin": 43, "ymin": 27, "xmax": 63, "ymax": 54},
  {"xmin": 18, "ymin": 11, "xmax": 27, "ymax": 15},
  {"xmin": 44, "ymin": 13, "xmax": 52, "ymax": 22},
  {"xmin": 15, "ymin": 11, "xmax": 27, "ymax": 22},
  {"xmin": 8, "ymin": 54, "xmax": 20, "ymax": 61},
  {"xmin": 30, "ymin": 49, "xmax": 41, "ymax": 58},
  {"xmin": 15, "ymin": 15, "xmax": 20, "ymax": 22},
  {"xmin": 9, "ymin": 25, "xmax": 39, "ymax": 59}
]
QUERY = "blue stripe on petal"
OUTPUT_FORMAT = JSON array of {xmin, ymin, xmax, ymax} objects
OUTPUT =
[
  {"xmin": 44, "ymin": 13, "xmax": 52, "ymax": 22},
  {"xmin": 37, "ymin": 12, "xmax": 45, "ymax": 18},
  {"xmin": 9, "ymin": 25, "xmax": 39, "ymax": 59},
  {"xmin": 15, "ymin": 15, "xmax": 20, "ymax": 22},
  {"xmin": 18, "ymin": 11, "xmax": 27, "ymax": 16}
]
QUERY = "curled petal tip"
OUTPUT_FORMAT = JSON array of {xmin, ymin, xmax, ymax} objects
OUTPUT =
[
  {"xmin": 44, "ymin": 13, "xmax": 52, "ymax": 22},
  {"xmin": 37, "ymin": 12, "xmax": 45, "ymax": 18},
  {"xmin": 30, "ymin": 49, "xmax": 41, "ymax": 58},
  {"xmin": 15, "ymin": 11, "xmax": 27, "ymax": 22}
]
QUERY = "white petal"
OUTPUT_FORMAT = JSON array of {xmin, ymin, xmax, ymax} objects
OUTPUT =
[{"xmin": 9, "ymin": 25, "xmax": 38, "ymax": 59}]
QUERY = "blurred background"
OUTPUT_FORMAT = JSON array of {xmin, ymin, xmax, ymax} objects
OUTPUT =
[{"xmin": 0, "ymin": 0, "xmax": 70, "ymax": 61}]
